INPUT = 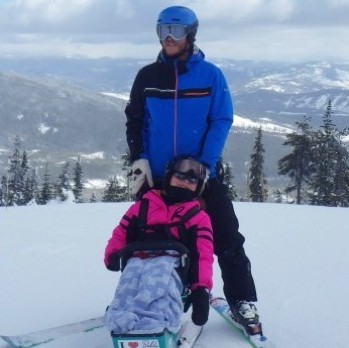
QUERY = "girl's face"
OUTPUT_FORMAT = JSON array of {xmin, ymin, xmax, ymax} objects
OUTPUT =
[{"xmin": 169, "ymin": 173, "xmax": 197, "ymax": 192}]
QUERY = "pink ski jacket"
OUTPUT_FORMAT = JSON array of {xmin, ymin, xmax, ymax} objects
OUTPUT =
[{"xmin": 104, "ymin": 189, "xmax": 214, "ymax": 291}]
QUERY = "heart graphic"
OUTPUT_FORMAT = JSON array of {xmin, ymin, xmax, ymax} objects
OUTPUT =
[{"xmin": 128, "ymin": 342, "xmax": 139, "ymax": 348}]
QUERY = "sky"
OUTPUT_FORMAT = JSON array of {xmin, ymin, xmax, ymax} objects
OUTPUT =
[{"xmin": 0, "ymin": 0, "xmax": 349, "ymax": 62}]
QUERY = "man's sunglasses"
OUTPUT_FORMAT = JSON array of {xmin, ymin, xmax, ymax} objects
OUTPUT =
[
  {"xmin": 156, "ymin": 24, "xmax": 187, "ymax": 41},
  {"xmin": 173, "ymin": 171, "xmax": 199, "ymax": 185}
]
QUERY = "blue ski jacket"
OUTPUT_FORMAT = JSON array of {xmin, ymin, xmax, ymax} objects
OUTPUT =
[{"xmin": 125, "ymin": 46, "xmax": 233, "ymax": 179}]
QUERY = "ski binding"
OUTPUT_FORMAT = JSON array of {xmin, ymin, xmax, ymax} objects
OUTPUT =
[{"xmin": 210, "ymin": 296, "xmax": 271, "ymax": 348}]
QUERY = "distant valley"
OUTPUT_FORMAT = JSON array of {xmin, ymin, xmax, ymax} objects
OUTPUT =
[{"xmin": 1, "ymin": 57, "xmax": 348, "ymax": 197}]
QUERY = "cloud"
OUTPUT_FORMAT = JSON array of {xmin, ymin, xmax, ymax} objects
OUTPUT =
[
  {"xmin": 3, "ymin": 0, "xmax": 347, "ymax": 34},
  {"xmin": 0, "ymin": 0, "xmax": 348, "ymax": 61},
  {"xmin": 191, "ymin": 0, "xmax": 295, "ymax": 23},
  {"xmin": 201, "ymin": 25, "xmax": 349, "ymax": 62},
  {"xmin": 328, "ymin": 0, "xmax": 349, "ymax": 8},
  {"xmin": 1, "ymin": 0, "xmax": 94, "ymax": 28},
  {"xmin": 0, "ymin": 0, "xmax": 158, "ymax": 34}
]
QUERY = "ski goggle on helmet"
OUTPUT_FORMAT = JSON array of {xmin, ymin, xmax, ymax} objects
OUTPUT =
[
  {"xmin": 156, "ymin": 6, "xmax": 199, "ymax": 42},
  {"xmin": 172, "ymin": 158, "xmax": 206, "ymax": 184},
  {"xmin": 164, "ymin": 155, "xmax": 207, "ymax": 198}
]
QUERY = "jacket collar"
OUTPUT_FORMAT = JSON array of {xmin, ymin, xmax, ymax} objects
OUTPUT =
[
  {"xmin": 156, "ymin": 44, "xmax": 205, "ymax": 71},
  {"xmin": 143, "ymin": 189, "xmax": 201, "ymax": 211}
]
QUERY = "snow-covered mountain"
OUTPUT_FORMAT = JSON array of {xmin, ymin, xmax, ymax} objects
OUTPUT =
[
  {"xmin": 1, "ymin": 202, "xmax": 348, "ymax": 348},
  {"xmin": 0, "ymin": 70, "xmax": 292, "ymax": 193},
  {"xmin": 1, "ymin": 57, "xmax": 348, "ymax": 194},
  {"xmin": 242, "ymin": 61, "xmax": 349, "ymax": 93},
  {"xmin": 0, "ymin": 71, "xmax": 128, "ymax": 180},
  {"xmin": 2, "ymin": 57, "xmax": 349, "ymax": 96}
]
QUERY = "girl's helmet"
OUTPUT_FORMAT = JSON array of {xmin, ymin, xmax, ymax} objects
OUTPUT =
[
  {"xmin": 162, "ymin": 155, "xmax": 207, "ymax": 204},
  {"xmin": 156, "ymin": 6, "xmax": 199, "ymax": 43}
]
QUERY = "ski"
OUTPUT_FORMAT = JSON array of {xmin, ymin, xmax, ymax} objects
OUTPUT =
[
  {"xmin": 177, "ymin": 319, "xmax": 203, "ymax": 348},
  {"xmin": 210, "ymin": 297, "xmax": 274, "ymax": 348},
  {"xmin": 1, "ymin": 317, "xmax": 203, "ymax": 348},
  {"xmin": 0, "ymin": 317, "xmax": 104, "ymax": 347}
]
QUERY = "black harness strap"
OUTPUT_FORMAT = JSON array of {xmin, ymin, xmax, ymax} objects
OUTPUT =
[
  {"xmin": 176, "ymin": 206, "xmax": 201, "ymax": 244},
  {"xmin": 138, "ymin": 198, "xmax": 149, "ymax": 228},
  {"xmin": 137, "ymin": 198, "xmax": 149, "ymax": 240},
  {"xmin": 134, "ymin": 198, "xmax": 201, "ymax": 245},
  {"xmin": 124, "ymin": 198, "xmax": 202, "ymax": 286}
]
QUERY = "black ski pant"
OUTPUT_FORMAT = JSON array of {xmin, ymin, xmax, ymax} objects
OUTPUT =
[{"xmin": 202, "ymin": 178, "xmax": 257, "ymax": 306}]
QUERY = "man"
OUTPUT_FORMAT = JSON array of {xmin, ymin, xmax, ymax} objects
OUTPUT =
[{"xmin": 125, "ymin": 5, "xmax": 262, "ymax": 336}]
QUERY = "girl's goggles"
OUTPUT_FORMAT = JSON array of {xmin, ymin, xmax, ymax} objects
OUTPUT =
[
  {"xmin": 172, "ymin": 158, "xmax": 206, "ymax": 184},
  {"xmin": 174, "ymin": 171, "xmax": 199, "ymax": 184},
  {"xmin": 156, "ymin": 24, "xmax": 188, "ymax": 41}
]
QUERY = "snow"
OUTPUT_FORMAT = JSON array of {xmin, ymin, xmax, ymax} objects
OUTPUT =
[
  {"xmin": 80, "ymin": 152, "xmax": 105, "ymax": 160},
  {"xmin": 38, "ymin": 123, "xmax": 51, "ymax": 134},
  {"xmin": 38, "ymin": 123, "xmax": 58, "ymax": 134},
  {"xmin": 244, "ymin": 62, "xmax": 349, "ymax": 93},
  {"xmin": 84, "ymin": 179, "xmax": 108, "ymax": 190},
  {"xmin": 1, "ymin": 202, "xmax": 348, "ymax": 348},
  {"xmin": 101, "ymin": 92, "xmax": 129, "ymax": 101},
  {"xmin": 233, "ymin": 115, "xmax": 293, "ymax": 134}
]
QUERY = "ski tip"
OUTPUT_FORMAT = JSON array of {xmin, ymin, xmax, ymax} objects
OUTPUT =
[{"xmin": 250, "ymin": 333, "xmax": 272, "ymax": 348}]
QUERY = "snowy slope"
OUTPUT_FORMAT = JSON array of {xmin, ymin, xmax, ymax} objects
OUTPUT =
[{"xmin": 1, "ymin": 202, "xmax": 348, "ymax": 348}]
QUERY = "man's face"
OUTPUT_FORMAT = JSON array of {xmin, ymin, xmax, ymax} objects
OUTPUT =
[{"xmin": 161, "ymin": 36, "xmax": 188, "ymax": 57}]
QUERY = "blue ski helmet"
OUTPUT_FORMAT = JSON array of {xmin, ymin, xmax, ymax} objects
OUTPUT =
[{"xmin": 157, "ymin": 6, "xmax": 199, "ymax": 43}]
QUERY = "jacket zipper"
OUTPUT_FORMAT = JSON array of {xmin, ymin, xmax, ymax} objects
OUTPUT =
[{"xmin": 173, "ymin": 61, "xmax": 178, "ymax": 157}]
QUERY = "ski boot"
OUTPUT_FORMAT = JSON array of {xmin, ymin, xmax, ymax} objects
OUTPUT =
[{"xmin": 230, "ymin": 300, "xmax": 263, "ymax": 336}]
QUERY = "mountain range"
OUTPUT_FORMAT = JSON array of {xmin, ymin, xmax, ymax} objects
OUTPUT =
[{"xmin": 1, "ymin": 57, "xmax": 348, "ymax": 197}]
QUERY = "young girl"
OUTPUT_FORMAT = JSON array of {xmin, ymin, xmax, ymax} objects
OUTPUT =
[{"xmin": 104, "ymin": 156, "xmax": 214, "ymax": 345}]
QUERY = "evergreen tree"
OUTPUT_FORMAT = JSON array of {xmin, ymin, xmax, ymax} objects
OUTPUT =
[
  {"xmin": 122, "ymin": 151, "xmax": 131, "ymax": 201},
  {"xmin": 56, "ymin": 162, "xmax": 71, "ymax": 201},
  {"xmin": 89, "ymin": 192, "xmax": 99, "ymax": 203},
  {"xmin": 332, "ymin": 139, "xmax": 349, "ymax": 207},
  {"xmin": 22, "ymin": 168, "xmax": 40, "ymax": 205},
  {"xmin": 73, "ymin": 157, "xmax": 84, "ymax": 203},
  {"xmin": 23, "ymin": 176, "xmax": 34, "ymax": 204},
  {"xmin": 0, "ymin": 175, "xmax": 9, "ymax": 207},
  {"xmin": 8, "ymin": 136, "xmax": 27, "ymax": 205},
  {"xmin": 308, "ymin": 100, "xmax": 348, "ymax": 206},
  {"xmin": 52, "ymin": 181, "xmax": 60, "ymax": 201},
  {"xmin": 39, "ymin": 163, "xmax": 53, "ymax": 204},
  {"xmin": 30, "ymin": 169, "xmax": 40, "ymax": 204},
  {"xmin": 249, "ymin": 127, "xmax": 268, "ymax": 202},
  {"xmin": 20, "ymin": 152, "xmax": 33, "ymax": 205},
  {"xmin": 274, "ymin": 188, "xmax": 283, "ymax": 203},
  {"xmin": 0, "ymin": 177, "xmax": 3, "ymax": 207},
  {"xmin": 215, "ymin": 157, "xmax": 237, "ymax": 200},
  {"xmin": 223, "ymin": 161, "xmax": 238, "ymax": 201},
  {"xmin": 278, "ymin": 116, "xmax": 315, "ymax": 204},
  {"xmin": 102, "ymin": 177, "xmax": 126, "ymax": 202},
  {"xmin": 21, "ymin": 151, "xmax": 29, "ymax": 176}
]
